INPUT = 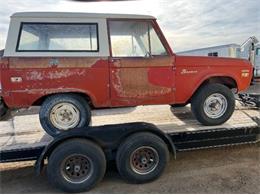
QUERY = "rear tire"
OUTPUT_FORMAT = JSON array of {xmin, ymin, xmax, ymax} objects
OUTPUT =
[
  {"xmin": 116, "ymin": 132, "xmax": 169, "ymax": 184},
  {"xmin": 0, "ymin": 100, "xmax": 8, "ymax": 119},
  {"xmin": 47, "ymin": 139, "xmax": 106, "ymax": 193},
  {"xmin": 170, "ymin": 103, "xmax": 187, "ymax": 108},
  {"xmin": 39, "ymin": 94, "xmax": 91, "ymax": 137},
  {"xmin": 191, "ymin": 83, "xmax": 235, "ymax": 125}
]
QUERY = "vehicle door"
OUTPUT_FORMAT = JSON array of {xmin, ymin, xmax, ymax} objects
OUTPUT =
[{"xmin": 108, "ymin": 19, "xmax": 175, "ymax": 106}]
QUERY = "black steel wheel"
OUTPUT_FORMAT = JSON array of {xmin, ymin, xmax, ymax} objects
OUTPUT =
[
  {"xmin": 116, "ymin": 132, "xmax": 169, "ymax": 183},
  {"xmin": 60, "ymin": 154, "xmax": 94, "ymax": 184},
  {"xmin": 130, "ymin": 146, "xmax": 159, "ymax": 175},
  {"xmin": 47, "ymin": 139, "xmax": 106, "ymax": 193}
]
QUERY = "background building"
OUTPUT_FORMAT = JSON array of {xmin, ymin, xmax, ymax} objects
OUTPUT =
[{"xmin": 177, "ymin": 37, "xmax": 260, "ymax": 78}]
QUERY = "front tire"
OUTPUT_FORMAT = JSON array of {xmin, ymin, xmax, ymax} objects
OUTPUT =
[
  {"xmin": 47, "ymin": 139, "xmax": 106, "ymax": 193},
  {"xmin": 191, "ymin": 83, "xmax": 235, "ymax": 126},
  {"xmin": 39, "ymin": 94, "xmax": 91, "ymax": 136},
  {"xmin": 116, "ymin": 132, "xmax": 169, "ymax": 184}
]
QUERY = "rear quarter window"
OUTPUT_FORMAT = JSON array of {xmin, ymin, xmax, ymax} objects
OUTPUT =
[{"xmin": 16, "ymin": 23, "xmax": 99, "ymax": 52}]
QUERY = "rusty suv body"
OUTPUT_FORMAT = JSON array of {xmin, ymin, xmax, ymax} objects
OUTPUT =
[{"xmin": 0, "ymin": 12, "xmax": 253, "ymax": 136}]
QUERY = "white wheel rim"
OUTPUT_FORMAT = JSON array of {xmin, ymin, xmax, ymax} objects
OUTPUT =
[
  {"xmin": 203, "ymin": 93, "xmax": 228, "ymax": 119},
  {"xmin": 50, "ymin": 103, "xmax": 80, "ymax": 130}
]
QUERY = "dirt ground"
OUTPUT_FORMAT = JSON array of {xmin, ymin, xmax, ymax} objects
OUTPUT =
[{"xmin": 0, "ymin": 144, "xmax": 259, "ymax": 194}]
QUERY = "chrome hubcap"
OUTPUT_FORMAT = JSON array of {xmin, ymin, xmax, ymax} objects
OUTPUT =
[
  {"xmin": 50, "ymin": 103, "xmax": 80, "ymax": 130},
  {"xmin": 61, "ymin": 154, "xmax": 93, "ymax": 184},
  {"xmin": 204, "ymin": 93, "xmax": 228, "ymax": 119},
  {"xmin": 130, "ymin": 146, "xmax": 159, "ymax": 175}
]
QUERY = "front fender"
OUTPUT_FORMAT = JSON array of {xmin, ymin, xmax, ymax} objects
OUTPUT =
[{"xmin": 175, "ymin": 69, "xmax": 251, "ymax": 103}]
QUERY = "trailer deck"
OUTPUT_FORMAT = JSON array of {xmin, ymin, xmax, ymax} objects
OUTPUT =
[{"xmin": 0, "ymin": 104, "xmax": 259, "ymax": 162}]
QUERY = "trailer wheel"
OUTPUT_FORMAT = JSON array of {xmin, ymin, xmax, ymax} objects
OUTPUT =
[
  {"xmin": 116, "ymin": 132, "xmax": 169, "ymax": 184},
  {"xmin": 47, "ymin": 139, "xmax": 106, "ymax": 193},
  {"xmin": 191, "ymin": 83, "xmax": 235, "ymax": 125},
  {"xmin": 39, "ymin": 94, "xmax": 91, "ymax": 136}
]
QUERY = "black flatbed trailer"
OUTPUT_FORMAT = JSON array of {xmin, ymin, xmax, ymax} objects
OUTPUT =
[
  {"xmin": 1, "ymin": 123, "xmax": 259, "ymax": 163},
  {"xmin": 0, "ymin": 105, "xmax": 259, "ymax": 192}
]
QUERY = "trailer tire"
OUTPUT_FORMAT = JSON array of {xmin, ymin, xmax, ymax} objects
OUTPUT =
[
  {"xmin": 191, "ymin": 83, "xmax": 235, "ymax": 125},
  {"xmin": 39, "ymin": 94, "xmax": 91, "ymax": 137},
  {"xmin": 116, "ymin": 132, "xmax": 169, "ymax": 184},
  {"xmin": 47, "ymin": 139, "xmax": 106, "ymax": 193}
]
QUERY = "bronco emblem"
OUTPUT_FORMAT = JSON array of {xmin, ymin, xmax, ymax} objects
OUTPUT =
[{"xmin": 181, "ymin": 69, "xmax": 198, "ymax": 74}]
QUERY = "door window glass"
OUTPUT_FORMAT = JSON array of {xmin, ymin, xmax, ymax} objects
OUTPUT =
[{"xmin": 109, "ymin": 20, "xmax": 167, "ymax": 57}]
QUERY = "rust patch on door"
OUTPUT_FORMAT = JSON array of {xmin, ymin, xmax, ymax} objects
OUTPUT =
[
  {"xmin": 9, "ymin": 57, "xmax": 105, "ymax": 68},
  {"xmin": 112, "ymin": 68, "xmax": 171, "ymax": 98}
]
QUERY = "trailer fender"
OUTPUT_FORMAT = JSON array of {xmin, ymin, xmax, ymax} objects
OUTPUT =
[
  {"xmin": 35, "ymin": 133, "xmax": 103, "ymax": 176},
  {"xmin": 35, "ymin": 122, "xmax": 176, "ymax": 175}
]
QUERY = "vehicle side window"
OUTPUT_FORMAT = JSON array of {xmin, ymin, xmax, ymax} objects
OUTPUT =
[
  {"xmin": 149, "ymin": 26, "xmax": 167, "ymax": 56},
  {"xmin": 109, "ymin": 20, "xmax": 167, "ymax": 57},
  {"xmin": 17, "ymin": 23, "xmax": 98, "ymax": 52}
]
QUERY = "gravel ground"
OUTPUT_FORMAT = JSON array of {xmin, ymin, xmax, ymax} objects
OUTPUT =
[{"xmin": 0, "ymin": 144, "xmax": 259, "ymax": 193}]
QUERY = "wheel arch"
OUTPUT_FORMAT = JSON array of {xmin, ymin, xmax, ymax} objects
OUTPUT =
[
  {"xmin": 35, "ymin": 135, "xmax": 103, "ymax": 176},
  {"xmin": 32, "ymin": 91, "xmax": 95, "ymax": 108},
  {"xmin": 188, "ymin": 75, "xmax": 238, "ymax": 104}
]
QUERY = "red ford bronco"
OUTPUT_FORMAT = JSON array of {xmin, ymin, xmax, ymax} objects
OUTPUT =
[{"xmin": 0, "ymin": 12, "xmax": 253, "ymax": 136}]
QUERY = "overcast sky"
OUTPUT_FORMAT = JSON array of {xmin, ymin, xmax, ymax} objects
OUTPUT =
[{"xmin": 0, "ymin": 0, "xmax": 259, "ymax": 52}]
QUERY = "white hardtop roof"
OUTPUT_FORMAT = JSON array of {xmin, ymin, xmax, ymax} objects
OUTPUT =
[{"xmin": 12, "ymin": 12, "xmax": 155, "ymax": 19}]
